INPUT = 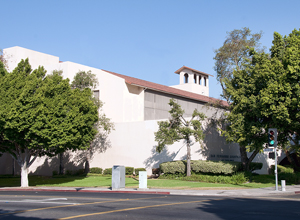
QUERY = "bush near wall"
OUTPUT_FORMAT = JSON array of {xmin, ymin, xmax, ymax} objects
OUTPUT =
[
  {"xmin": 125, "ymin": 167, "xmax": 134, "ymax": 175},
  {"xmin": 103, "ymin": 168, "xmax": 112, "ymax": 175},
  {"xmin": 135, "ymin": 168, "xmax": 146, "ymax": 176},
  {"xmin": 159, "ymin": 160, "xmax": 262, "ymax": 175},
  {"xmin": 270, "ymin": 165, "xmax": 294, "ymax": 174},
  {"xmin": 90, "ymin": 167, "xmax": 103, "ymax": 174}
]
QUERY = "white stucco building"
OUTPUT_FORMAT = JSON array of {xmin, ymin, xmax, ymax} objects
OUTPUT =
[{"xmin": 0, "ymin": 46, "xmax": 282, "ymax": 175}]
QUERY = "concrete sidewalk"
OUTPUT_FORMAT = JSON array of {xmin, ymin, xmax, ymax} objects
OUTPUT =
[{"xmin": 0, "ymin": 185, "xmax": 299, "ymax": 197}]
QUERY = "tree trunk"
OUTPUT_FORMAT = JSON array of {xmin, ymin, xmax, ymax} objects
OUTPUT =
[
  {"xmin": 59, "ymin": 152, "xmax": 64, "ymax": 175},
  {"xmin": 186, "ymin": 139, "xmax": 191, "ymax": 176},
  {"xmin": 239, "ymin": 145, "xmax": 260, "ymax": 172},
  {"xmin": 12, "ymin": 158, "xmax": 15, "ymax": 176},
  {"xmin": 20, "ymin": 162, "xmax": 29, "ymax": 187},
  {"xmin": 84, "ymin": 150, "xmax": 91, "ymax": 174}
]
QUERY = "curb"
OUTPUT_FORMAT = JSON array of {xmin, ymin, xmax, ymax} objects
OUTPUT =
[{"xmin": 0, "ymin": 188, "xmax": 170, "ymax": 195}]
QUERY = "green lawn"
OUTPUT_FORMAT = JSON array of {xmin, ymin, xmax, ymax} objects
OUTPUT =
[{"xmin": 0, "ymin": 174, "xmax": 277, "ymax": 189}]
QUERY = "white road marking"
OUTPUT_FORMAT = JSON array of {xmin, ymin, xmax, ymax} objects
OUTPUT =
[{"xmin": 0, "ymin": 198, "xmax": 79, "ymax": 205}]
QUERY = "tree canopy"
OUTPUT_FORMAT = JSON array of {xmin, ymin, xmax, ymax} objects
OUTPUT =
[
  {"xmin": 214, "ymin": 27, "xmax": 263, "ymax": 101},
  {"xmin": 71, "ymin": 70, "xmax": 114, "ymax": 173},
  {"xmin": 222, "ymin": 29, "xmax": 300, "ymax": 171},
  {"xmin": 155, "ymin": 99, "xmax": 206, "ymax": 176},
  {"xmin": 0, "ymin": 59, "xmax": 99, "ymax": 186}
]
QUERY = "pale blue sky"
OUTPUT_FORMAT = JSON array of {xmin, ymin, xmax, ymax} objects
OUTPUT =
[{"xmin": 1, "ymin": 0, "xmax": 299, "ymax": 99}]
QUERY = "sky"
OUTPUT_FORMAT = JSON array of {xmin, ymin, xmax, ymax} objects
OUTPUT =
[{"xmin": 1, "ymin": 0, "xmax": 300, "ymax": 99}]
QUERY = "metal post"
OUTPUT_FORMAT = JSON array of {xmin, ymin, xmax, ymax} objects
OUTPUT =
[{"xmin": 275, "ymin": 146, "xmax": 278, "ymax": 191}]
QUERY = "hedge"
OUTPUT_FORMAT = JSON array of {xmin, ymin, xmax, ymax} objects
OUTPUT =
[
  {"xmin": 270, "ymin": 165, "xmax": 294, "ymax": 174},
  {"xmin": 103, "ymin": 168, "xmax": 112, "ymax": 175},
  {"xmin": 159, "ymin": 160, "xmax": 262, "ymax": 175},
  {"xmin": 135, "ymin": 168, "xmax": 146, "ymax": 176},
  {"xmin": 90, "ymin": 167, "xmax": 103, "ymax": 174},
  {"xmin": 125, "ymin": 167, "xmax": 134, "ymax": 175}
]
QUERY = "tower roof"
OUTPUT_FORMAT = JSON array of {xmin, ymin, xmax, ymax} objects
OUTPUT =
[{"xmin": 174, "ymin": 66, "xmax": 214, "ymax": 77}]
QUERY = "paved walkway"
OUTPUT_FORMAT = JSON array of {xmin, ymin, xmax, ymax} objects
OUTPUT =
[{"xmin": 1, "ymin": 185, "xmax": 299, "ymax": 197}]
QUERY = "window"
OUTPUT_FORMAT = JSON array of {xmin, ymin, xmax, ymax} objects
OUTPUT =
[
  {"xmin": 199, "ymin": 76, "xmax": 202, "ymax": 85},
  {"xmin": 194, "ymin": 74, "xmax": 197, "ymax": 83},
  {"xmin": 93, "ymin": 90, "xmax": 99, "ymax": 100},
  {"xmin": 204, "ymin": 77, "xmax": 206, "ymax": 86},
  {"xmin": 184, "ymin": 73, "xmax": 189, "ymax": 83}
]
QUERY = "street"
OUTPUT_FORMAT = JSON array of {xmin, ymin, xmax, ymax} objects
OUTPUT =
[{"xmin": 0, "ymin": 191, "xmax": 299, "ymax": 219}]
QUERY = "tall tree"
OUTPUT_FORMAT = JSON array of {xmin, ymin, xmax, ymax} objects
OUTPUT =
[
  {"xmin": 213, "ymin": 28, "xmax": 264, "ymax": 171},
  {"xmin": 222, "ymin": 29, "xmax": 300, "ymax": 171},
  {"xmin": 155, "ymin": 99, "xmax": 206, "ymax": 176},
  {"xmin": 214, "ymin": 27, "xmax": 263, "ymax": 101},
  {"xmin": 71, "ymin": 70, "xmax": 114, "ymax": 173},
  {"xmin": 0, "ymin": 59, "xmax": 99, "ymax": 187},
  {"xmin": 48, "ymin": 69, "xmax": 65, "ymax": 175}
]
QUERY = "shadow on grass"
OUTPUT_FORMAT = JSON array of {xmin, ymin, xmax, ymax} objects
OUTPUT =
[{"xmin": 0, "ymin": 175, "xmax": 87, "ymax": 187}]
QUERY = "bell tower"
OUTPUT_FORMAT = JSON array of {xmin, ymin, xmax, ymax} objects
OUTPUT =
[{"xmin": 170, "ymin": 66, "xmax": 212, "ymax": 96}]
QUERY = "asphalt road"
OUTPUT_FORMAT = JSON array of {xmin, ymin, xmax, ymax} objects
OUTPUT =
[{"xmin": 0, "ymin": 191, "xmax": 299, "ymax": 220}]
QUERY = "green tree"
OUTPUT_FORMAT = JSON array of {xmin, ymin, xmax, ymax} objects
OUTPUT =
[
  {"xmin": 154, "ymin": 99, "xmax": 206, "ymax": 176},
  {"xmin": 213, "ymin": 27, "xmax": 263, "ymax": 101},
  {"xmin": 71, "ymin": 70, "xmax": 114, "ymax": 174},
  {"xmin": 222, "ymin": 29, "xmax": 300, "ymax": 171},
  {"xmin": 0, "ymin": 59, "xmax": 99, "ymax": 187}
]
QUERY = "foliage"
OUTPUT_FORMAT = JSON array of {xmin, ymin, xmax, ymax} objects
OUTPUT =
[
  {"xmin": 0, "ymin": 59, "xmax": 99, "ymax": 187},
  {"xmin": 221, "ymin": 29, "xmax": 300, "ymax": 171},
  {"xmin": 270, "ymin": 165, "xmax": 294, "ymax": 174},
  {"xmin": 213, "ymin": 27, "xmax": 263, "ymax": 100},
  {"xmin": 125, "ymin": 167, "xmax": 134, "ymax": 175},
  {"xmin": 155, "ymin": 99, "xmax": 206, "ymax": 176},
  {"xmin": 90, "ymin": 167, "xmax": 103, "ymax": 174},
  {"xmin": 135, "ymin": 168, "xmax": 146, "ymax": 176},
  {"xmin": 71, "ymin": 70, "xmax": 114, "ymax": 174},
  {"xmin": 71, "ymin": 70, "xmax": 98, "ymax": 90},
  {"xmin": 103, "ymin": 168, "xmax": 112, "ymax": 175},
  {"xmin": 159, "ymin": 172, "xmax": 247, "ymax": 185},
  {"xmin": 160, "ymin": 160, "xmax": 262, "ymax": 175},
  {"xmin": 213, "ymin": 28, "xmax": 265, "ymax": 171}
]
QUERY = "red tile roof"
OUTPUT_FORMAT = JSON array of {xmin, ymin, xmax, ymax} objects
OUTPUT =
[
  {"xmin": 102, "ymin": 69, "xmax": 228, "ymax": 107},
  {"xmin": 174, "ymin": 66, "xmax": 214, "ymax": 77}
]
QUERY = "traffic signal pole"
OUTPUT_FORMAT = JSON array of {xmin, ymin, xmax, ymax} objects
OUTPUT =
[
  {"xmin": 268, "ymin": 128, "xmax": 278, "ymax": 191},
  {"xmin": 275, "ymin": 144, "xmax": 278, "ymax": 191}
]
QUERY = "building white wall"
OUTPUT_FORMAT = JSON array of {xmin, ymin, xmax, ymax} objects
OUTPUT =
[{"xmin": 3, "ymin": 46, "xmax": 144, "ymax": 123}]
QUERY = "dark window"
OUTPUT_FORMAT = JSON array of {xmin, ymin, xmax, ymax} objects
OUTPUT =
[{"xmin": 184, "ymin": 73, "xmax": 189, "ymax": 83}]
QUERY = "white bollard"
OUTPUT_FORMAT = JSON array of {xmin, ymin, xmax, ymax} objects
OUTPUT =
[{"xmin": 281, "ymin": 180, "xmax": 286, "ymax": 191}]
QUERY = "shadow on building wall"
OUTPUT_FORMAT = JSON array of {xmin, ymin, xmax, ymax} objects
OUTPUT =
[
  {"xmin": 144, "ymin": 146, "xmax": 183, "ymax": 169},
  {"xmin": 32, "ymin": 152, "xmax": 84, "ymax": 176}
]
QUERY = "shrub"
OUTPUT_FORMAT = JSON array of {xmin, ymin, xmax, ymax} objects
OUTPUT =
[
  {"xmin": 249, "ymin": 162, "xmax": 263, "ymax": 171},
  {"xmin": 152, "ymin": 168, "xmax": 160, "ymax": 175},
  {"xmin": 90, "ymin": 167, "xmax": 103, "ymax": 174},
  {"xmin": 159, "ymin": 160, "xmax": 263, "ymax": 175},
  {"xmin": 135, "ymin": 168, "xmax": 146, "ymax": 176},
  {"xmin": 125, "ymin": 167, "xmax": 134, "ymax": 175},
  {"xmin": 191, "ymin": 160, "xmax": 241, "ymax": 175},
  {"xmin": 270, "ymin": 165, "xmax": 294, "ymax": 175},
  {"xmin": 158, "ymin": 172, "xmax": 248, "ymax": 184},
  {"xmin": 66, "ymin": 170, "xmax": 73, "ymax": 175},
  {"xmin": 103, "ymin": 168, "xmax": 112, "ymax": 175},
  {"xmin": 74, "ymin": 169, "xmax": 85, "ymax": 176},
  {"xmin": 52, "ymin": 170, "xmax": 58, "ymax": 176},
  {"xmin": 160, "ymin": 161, "xmax": 185, "ymax": 174},
  {"xmin": 278, "ymin": 172, "xmax": 300, "ymax": 184}
]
